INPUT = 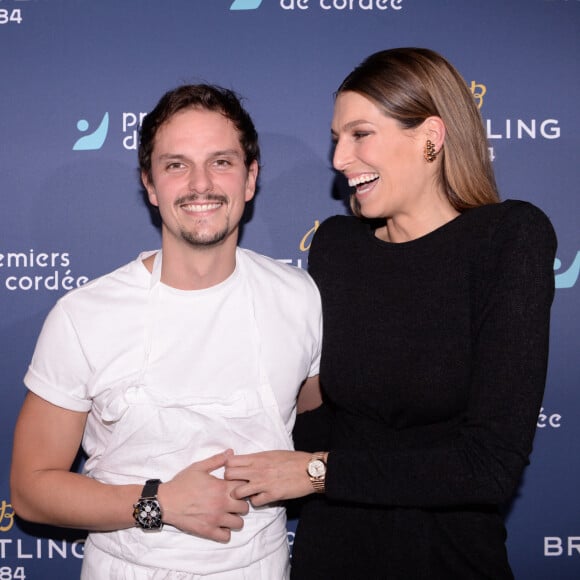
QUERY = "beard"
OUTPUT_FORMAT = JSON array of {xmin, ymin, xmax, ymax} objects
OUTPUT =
[
  {"xmin": 179, "ymin": 221, "xmax": 229, "ymax": 247},
  {"xmin": 175, "ymin": 192, "xmax": 230, "ymax": 247}
]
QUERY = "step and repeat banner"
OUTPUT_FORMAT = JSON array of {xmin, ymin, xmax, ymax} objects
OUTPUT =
[{"xmin": 1, "ymin": 1, "xmax": 578, "ymax": 578}]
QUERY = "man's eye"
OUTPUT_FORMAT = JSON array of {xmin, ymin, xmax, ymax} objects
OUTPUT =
[
  {"xmin": 214, "ymin": 159, "xmax": 232, "ymax": 167},
  {"xmin": 166, "ymin": 162, "xmax": 184, "ymax": 170}
]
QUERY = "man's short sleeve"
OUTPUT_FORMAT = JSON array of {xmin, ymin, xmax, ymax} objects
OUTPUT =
[{"xmin": 24, "ymin": 300, "xmax": 93, "ymax": 412}]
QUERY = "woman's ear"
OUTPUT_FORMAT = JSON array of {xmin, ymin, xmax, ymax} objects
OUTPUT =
[{"xmin": 423, "ymin": 116, "xmax": 446, "ymax": 153}]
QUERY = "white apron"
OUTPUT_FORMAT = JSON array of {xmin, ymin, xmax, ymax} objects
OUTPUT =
[{"xmin": 81, "ymin": 252, "xmax": 292, "ymax": 579}]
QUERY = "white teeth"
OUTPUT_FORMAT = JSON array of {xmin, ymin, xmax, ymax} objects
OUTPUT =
[
  {"xmin": 348, "ymin": 173, "xmax": 379, "ymax": 187},
  {"xmin": 183, "ymin": 203, "xmax": 221, "ymax": 212}
]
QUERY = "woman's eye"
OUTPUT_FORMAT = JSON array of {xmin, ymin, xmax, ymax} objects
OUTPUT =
[{"xmin": 353, "ymin": 131, "xmax": 370, "ymax": 140}]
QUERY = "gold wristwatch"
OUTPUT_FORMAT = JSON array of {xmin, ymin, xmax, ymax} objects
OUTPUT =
[{"xmin": 307, "ymin": 452, "xmax": 327, "ymax": 493}]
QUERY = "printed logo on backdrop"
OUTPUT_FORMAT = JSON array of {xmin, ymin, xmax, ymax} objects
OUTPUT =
[
  {"xmin": 300, "ymin": 220, "xmax": 320, "ymax": 253},
  {"xmin": 273, "ymin": 220, "xmax": 319, "ymax": 268},
  {"xmin": 230, "ymin": 0, "xmax": 263, "ymax": 9},
  {"xmin": 469, "ymin": 81, "xmax": 561, "ymax": 162},
  {"xmin": 544, "ymin": 536, "xmax": 580, "ymax": 557},
  {"xmin": 69, "ymin": 111, "xmax": 145, "ymax": 152},
  {"xmin": 0, "ymin": 500, "xmax": 15, "ymax": 533},
  {"xmin": 230, "ymin": 0, "xmax": 404, "ymax": 12},
  {"xmin": 122, "ymin": 112, "xmax": 149, "ymax": 150},
  {"xmin": 0, "ymin": 251, "xmax": 89, "ymax": 293},
  {"xmin": 2, "ymin": 498, "xmax": 85, "ymax": 574},
  {"xmin": 554, "ymin": 251, "xmax": 580, "ymax": 289},
  {"xmin": 279, "ymin": 219, "xmax": 321, "ymax": 269},
  {"xmin": 0, "ymin": 506, "xmax": 85, "ymax": 577},
  {"xmin": 73, "ymin": 113, "xmax": 110, "ymax": 151},
  {"xmin": 0, "ymin": 499, "xmax": 22, "ymax": 580},
  {"xmin": 537, "ymin": 407, "xmax": 562, "ymax": 429},
  {"xmin": 0, "ymin": 5, "xmax": 23, "ymax": 26}
]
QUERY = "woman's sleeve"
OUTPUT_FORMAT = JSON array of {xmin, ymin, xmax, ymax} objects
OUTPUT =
[
  {"xmin": 325, "ymin": 203, "xmax": 557, "ymax": 507},
  {"xmin": 293, "ymin": 220, "xmax": 337, "ymax": 453},
  {"xmin": 293, "ymin": 403, "xmax": 334, "ymax": 452}
]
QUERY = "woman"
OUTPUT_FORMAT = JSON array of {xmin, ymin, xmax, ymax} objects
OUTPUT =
[{"xmin": 225, "ymin": 48, "xmax": 557, "ymax": 579}]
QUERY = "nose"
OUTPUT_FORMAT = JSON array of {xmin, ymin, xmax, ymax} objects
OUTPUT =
[
  {"xmin": 188, "ymin": 166, "xmax": 213, "ymax": 194},
  {"xmin": 332, "ymin": 137, "xmax": 351, "ymax": 172}
]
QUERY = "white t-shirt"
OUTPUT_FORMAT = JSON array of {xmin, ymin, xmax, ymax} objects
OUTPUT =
[
  {"xmin": 24, "ymin": 248, "xmax": 322, "ymax": 576},
  {"xmin": 25, "ymin": 247, "xmax": 322, "ymax": 461}
]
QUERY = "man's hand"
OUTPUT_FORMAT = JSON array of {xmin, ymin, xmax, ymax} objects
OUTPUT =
[
  {"xmin": 11, "ymin": 395, "xmax": 249, "ymax": 539},
  {"xmin": 159, "ymin": 450, "xmax": 249, "ymax": 543}
]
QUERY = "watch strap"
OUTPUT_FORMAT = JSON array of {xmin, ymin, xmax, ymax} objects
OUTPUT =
[
  {"xmin": 134, "ymin": 478, "xmax": 163, "ymax": 531},
  {"xmin": 141, "ymin": 478, "xmax": 161, "ymax": 498}
]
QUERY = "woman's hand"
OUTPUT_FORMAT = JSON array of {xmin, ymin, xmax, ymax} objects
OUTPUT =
[
  {"xmin": 224, "ymin": 450, "xmax": 314, "ymax": 507},
  {"xmin": 159, "ymin": 450, "xmax": 250, "ymax": 542}
]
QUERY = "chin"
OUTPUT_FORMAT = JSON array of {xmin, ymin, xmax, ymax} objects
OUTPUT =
[{"xmin": 359, "ymin": 206, "xmax": 384, "ymax": 220}]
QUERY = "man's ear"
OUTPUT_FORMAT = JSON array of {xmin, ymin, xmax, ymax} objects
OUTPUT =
[
  {"xmin": 142, "ymin": 171, "xmax": 159, "ymax": 207},
  {"xmin": 245, "ymin": 160, "xmax": 259, "ymax": 202}
]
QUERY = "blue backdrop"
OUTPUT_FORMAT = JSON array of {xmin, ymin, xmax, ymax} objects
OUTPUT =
[{"xmin": 1, "ymin": 1, "xmax": 579, "ymax": 578}]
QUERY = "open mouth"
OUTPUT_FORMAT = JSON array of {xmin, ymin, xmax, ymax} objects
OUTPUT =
[
  {"xmin": 181, "ymin": 202, "xmax": 222, "ymax": 213},
  {"xmin": 348, "ymin": 173, "xmax": 379, "ymax": 194}
]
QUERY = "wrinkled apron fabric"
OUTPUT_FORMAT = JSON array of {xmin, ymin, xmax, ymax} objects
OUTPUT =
[{"xmin": 81, "ymin": 252, "xmax": 292, "ymax": 579}]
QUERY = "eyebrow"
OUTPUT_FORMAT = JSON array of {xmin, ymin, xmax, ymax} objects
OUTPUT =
[
  {"xmin": 156, "ymin": 149, "xmax": 243, "ymax": 161},
  {"xmin": 157, "ymin": 153, "xmax": 188, "ymax": 161},
  {"xmin": 210, "ymin": 149, "xmax": 243, "ymax": 159}
]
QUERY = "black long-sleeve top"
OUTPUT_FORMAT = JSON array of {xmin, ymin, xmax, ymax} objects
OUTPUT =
[{"xmin": 291, "ymin": 200, "xmax": 557, "ymax": 580}]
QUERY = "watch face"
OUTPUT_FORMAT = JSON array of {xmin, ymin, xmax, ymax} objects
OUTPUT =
[
  {"xmin": 134, "ymin": 499, "xmax": 162, "ymax": 530},
  {"xmin": 308, "ymin": 459, "xmax": 326, "ymax": 478}
]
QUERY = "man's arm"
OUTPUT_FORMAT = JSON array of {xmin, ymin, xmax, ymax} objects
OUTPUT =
[
  {"xmin": 297, "ymin": 375, "xmax": 322, "ymax": 413},
  {"xmin": 10, "ymin": 392, "xmax": 249, "ymax": 542}
]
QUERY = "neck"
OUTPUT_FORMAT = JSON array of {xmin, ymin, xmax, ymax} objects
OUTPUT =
[
  {"xmin": 379, "ymin": 198, "xmax": 460, "ymax": 244},
  {"xmin": 144, "ymin": 234, "xmax": 238, "ymax": 290}
]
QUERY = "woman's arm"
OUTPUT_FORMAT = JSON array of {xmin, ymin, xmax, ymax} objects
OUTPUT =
[
  {"xmin": 226, "ymin": 204, "xmax": 557, "ymax": 509},
  {"xmin": 323, "ymin": 203, "xmax": 557, "ymax": 507},
  {"xmin": 225, "ymin": 376, "xmax": 327, "ymax": 505}
]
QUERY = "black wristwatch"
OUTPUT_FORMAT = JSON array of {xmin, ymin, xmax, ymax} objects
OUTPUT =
[{"xmin": 133, "ymin": 479, "xmax": 163, "ymax": 532}]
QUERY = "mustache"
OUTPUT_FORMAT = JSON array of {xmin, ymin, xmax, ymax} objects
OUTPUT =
[{"xmin": 175, "ymin": 193, "xmax": 228, "ymax": 205}]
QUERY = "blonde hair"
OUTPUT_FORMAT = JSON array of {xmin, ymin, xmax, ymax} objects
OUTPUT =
[{"xmin": 337, "ymin": 48, "xmax": 499, "ymax": 216}]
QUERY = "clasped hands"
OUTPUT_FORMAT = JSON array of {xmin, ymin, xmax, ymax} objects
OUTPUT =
[{"xmin": 158, "ymin": 449, "xmax": 312, "ymax": 543}]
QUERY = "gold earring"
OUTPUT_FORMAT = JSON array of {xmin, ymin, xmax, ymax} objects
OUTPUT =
[{"xmin": 424, "ymin": 139, "xmax": 436, "ymax": 162}]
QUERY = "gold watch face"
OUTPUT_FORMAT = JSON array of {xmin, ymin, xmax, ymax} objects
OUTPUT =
[{"xmin": 308, "ymin": 458, "xmax": 326, "ymax": 478}]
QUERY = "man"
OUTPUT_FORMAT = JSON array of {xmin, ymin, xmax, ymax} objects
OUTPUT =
[{"xmin": 10, "ymin": 85, "xmax": 322, "ymax": 579}]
